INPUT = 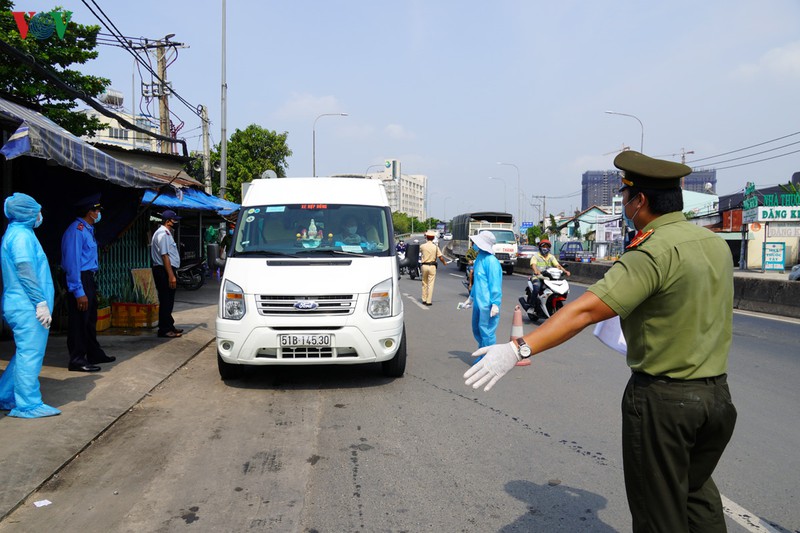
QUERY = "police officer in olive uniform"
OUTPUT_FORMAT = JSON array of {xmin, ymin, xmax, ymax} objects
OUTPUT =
[
  {"xmin": 420, "ymin": 229, "xmax": 447, "ymax": 305},
  {"xmin": 464, "ymin": 151, "xmax": 737, "ymax": 533},
  {"xmin": 61, "ymin": 194, "xmax": 115, "ymax": 372}
]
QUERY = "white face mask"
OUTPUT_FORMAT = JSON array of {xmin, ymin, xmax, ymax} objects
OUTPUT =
[{"xmin": 34, "ymin": 213, "xmax": 43, "ymax": 228}]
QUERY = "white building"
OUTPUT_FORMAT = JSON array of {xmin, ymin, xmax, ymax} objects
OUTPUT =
[
  {"xmin": 81, "ymin": 108, "xmax": 160, "ymax": 152},
  {"xmin": 363, "ymin": 161, "xmax": 427, "ymax": 219}
]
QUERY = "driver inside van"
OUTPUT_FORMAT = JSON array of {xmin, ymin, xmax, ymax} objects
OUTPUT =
[{"xmin": 336, "ymin": 215, "xmax": 365, "ymax": 245}]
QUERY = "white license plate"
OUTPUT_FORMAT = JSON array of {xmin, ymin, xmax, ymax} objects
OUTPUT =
[{"xmin": 279, "ymin": 334, "xmax": 331, "ymax": 347}]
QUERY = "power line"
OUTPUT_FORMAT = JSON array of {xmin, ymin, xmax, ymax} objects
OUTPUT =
[
  {"xmin": 687, "ymin": 130, "xmax": 800, "ymax": 164},
  {"xmin": 711, "ymin": 148, "xmax": 800, "ymax": 171}
]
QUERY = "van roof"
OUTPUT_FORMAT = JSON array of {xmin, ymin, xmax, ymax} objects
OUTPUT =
[{"xmin": 242, "ymin": 177, "xmax": 389, "ymax": 207}]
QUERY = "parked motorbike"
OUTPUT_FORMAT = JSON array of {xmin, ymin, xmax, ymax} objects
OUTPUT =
[
  {"xmin": 176, "ymin": 259, "xmax": 206, "ymax": 290},
  {"xmin": 518, "ymin": 267, "xmax": 569, "ymax": 322}
]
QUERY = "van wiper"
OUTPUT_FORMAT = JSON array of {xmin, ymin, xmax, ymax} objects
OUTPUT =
[
  {"xmin": 331, "ymin": 249, "xmax": 371, "ymax": 257},
  {"xmin": 233, "ymin": 250, "xmax": 294, "ymax": 257}
]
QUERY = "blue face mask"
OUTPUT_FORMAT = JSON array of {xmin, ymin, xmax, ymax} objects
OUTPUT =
[
  {"xmin": 472, "ymin": 244, "xmax": 479, "ymax": 252},
  {"xmin": 34, "ymin": 213, "xmax": 43, "ymax": 228},
  {"xmin": 228, "ymin": 229, "xmax": 234, "ymax": 235},
  {"xmin": 622, "ymin": 195, "xmax": 640, "ymax": 232},
  {"xmin": 93, "ymin": 211, "xmax": 102, "ymax": 224}
]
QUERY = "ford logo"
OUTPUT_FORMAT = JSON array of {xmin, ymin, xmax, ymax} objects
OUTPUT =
[{"xmin": 294, "ymin": 300, "xmax": 319, "ymax": 310}]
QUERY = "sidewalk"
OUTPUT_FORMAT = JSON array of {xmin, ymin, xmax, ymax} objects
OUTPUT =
[{"xmin": 0, "ymin": 278, "xmax": 221, "ymax": 521}]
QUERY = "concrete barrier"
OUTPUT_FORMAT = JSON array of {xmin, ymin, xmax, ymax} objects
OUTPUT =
[{"xmin": 514, "ymin": 259, "xmax": 800, "ymax": 319}]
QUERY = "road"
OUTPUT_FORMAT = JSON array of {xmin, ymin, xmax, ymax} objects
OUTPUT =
[{"xmin": 1, "ymin": 264, "xmax": 798, "ymax": 532}]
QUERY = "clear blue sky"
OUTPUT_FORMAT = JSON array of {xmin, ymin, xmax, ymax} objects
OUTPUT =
[{"xmin": 56, "ymin": 0, "xmax": 800, "ymax": 221}]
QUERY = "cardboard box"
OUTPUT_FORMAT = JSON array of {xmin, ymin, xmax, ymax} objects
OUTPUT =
[
  {"xmin": 111, "ymin": 302, "xmax": 159, "ymax": 328},
  {"xmin": 96, "ymin": 306, "xmax": 111, "ymax": 331}
]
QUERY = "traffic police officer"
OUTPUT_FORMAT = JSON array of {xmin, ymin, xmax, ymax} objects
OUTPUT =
[
  {"xmin": 419, "ymin": 229, "xmax": 447, "ymax": 305},
  {"xmin": 464, "ymin": 151, "xmax": 737, "ymax": 532},
  {"xmin": 61, "ymin": 194, "xmax": 114, "ymax": 372}
]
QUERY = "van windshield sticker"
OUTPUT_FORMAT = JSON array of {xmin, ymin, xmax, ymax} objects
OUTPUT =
[
  {"xmin": 266, "ymin": 206, "xmax": 285, "ymax": 212},
  {"xmin": 341, "ymin": 245, "xmax": 364, "ymax": 253},
  {"xmin": 245, "ymin": 215, "xmax": 255, "ymax": 222}
]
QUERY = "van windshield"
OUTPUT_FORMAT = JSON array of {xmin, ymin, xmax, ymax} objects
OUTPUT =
[{"xmin": 231, "ymin": 204, "xmax": 392, "ymax": 257}]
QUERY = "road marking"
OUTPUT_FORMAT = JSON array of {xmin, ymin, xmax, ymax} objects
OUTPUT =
[
  {"xmin": 403, "ymin": 292, "xmax": 428, "ymax": 309},
  {"xmin": 732, "ymin": 309, "xmax": 800, "ymax": 325},
  {"xmin": 722, "ymin": 494, "xmax": 783, "ymax": 532}
]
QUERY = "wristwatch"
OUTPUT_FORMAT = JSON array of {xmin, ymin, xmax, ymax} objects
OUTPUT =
[{"xmin": 515, "ymin": 338, "xmax": 532, "ymax": 359}]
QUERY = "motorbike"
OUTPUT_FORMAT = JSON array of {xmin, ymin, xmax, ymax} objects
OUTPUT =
[
  {"xmin": 397, "ymin": 242, "xmax": 420, "ymax": 280},
  {"xmin": 176, "ymin": 259, "xmax": 206, "ymax": 290},
  {"xmin": 518, "ymin": 267, "xmax": 569, "ymax": 322},
  {"xmin": 462, "ymin": 264, "xmax": 474, "ymax": 293}
]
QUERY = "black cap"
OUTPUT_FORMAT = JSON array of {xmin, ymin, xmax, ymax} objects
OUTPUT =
[
  {"xmin": 74, "ymin": 193, "xmax": 102, "ymax": 214},
  {"xmin": 161, "ymin": 209, "xmax": 182, "ymax": 220},
  {"xmin": 614, "ymin": 151, "xmax": 691, "ymax": 190}
]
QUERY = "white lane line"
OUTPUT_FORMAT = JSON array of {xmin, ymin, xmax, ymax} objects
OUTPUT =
[
  {"xmin": 722, "ymin": 494, "xmax": 783, "ymax": 533},
  {"xmin": 403, "ymin": 292, "xmax": 428, "ymax": 310}
]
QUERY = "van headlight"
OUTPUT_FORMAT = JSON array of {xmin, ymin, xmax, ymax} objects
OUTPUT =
[
  {"xmin": 222, "ymin": 279, "xmax": 245, "ymax": 320},
  {"xmin": 368, "ymin": 278, "xmax": 393, "ymax": 318}
]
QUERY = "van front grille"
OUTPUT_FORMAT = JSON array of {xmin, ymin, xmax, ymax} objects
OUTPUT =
[{"xmin": 256, "ymin": 294, "xmax": 356, "ymax": 316}]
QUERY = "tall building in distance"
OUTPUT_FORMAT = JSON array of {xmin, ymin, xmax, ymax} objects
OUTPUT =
[
  {"xmin": 581, "ymin": 167, "xmax": 718, "ymax": 210},
  {"xmin": 581, "ymin": 170, "xmax": 622, "ymax": 211},
  {"xmin": 364, "ymin": 159, "xmax": 428, "ymax": 220},
  {"xmin": 682, "ymin": 168, "xmax": 717, "ymax": 194}
]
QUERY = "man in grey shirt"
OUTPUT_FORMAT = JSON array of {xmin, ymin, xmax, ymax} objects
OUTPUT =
[{"xmin": 151, "ymin": 210, "xmax": 182, "ymax": 338}]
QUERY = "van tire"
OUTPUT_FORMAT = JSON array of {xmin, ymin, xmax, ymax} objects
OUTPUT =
[
  {"xmin": 218, "ymin": 351, "xmax": 243, "ymax": 380},
  {"xmin": 504, "ymin": 265, "xmax": 514, "ymax": 275},
  {"xmin": 382, "ymin": 327, "xmax": 407, "ymax": 377}
]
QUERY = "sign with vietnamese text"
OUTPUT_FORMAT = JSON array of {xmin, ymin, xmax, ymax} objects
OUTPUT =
[{"xmin": 763, "ymin": 242, "xmax": 785, "ymax": 271}]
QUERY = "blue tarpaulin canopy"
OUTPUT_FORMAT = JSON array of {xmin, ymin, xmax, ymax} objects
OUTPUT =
[
  {"xmin": 0, "ymin": 97, "xmax": 167, "ymax": 189},
  {"xmin": 142, "ymin": 188, "xmax": 240, "ymax": 215}
]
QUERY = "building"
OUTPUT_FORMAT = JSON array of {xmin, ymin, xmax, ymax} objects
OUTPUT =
[
  {"xmin": 581, "ymin": 170, "xmax": 622, "ymax": 211},
  {"xmin": 82, "ymin": 108, "xmax": 160, "ymax": 152},
  {"xmin": 582, "ymin": 167, "xmax": 718, "ymax": 210},
  {"xmin": 363, "ymin": 162, "xmax": 427, "ymax": 219}
]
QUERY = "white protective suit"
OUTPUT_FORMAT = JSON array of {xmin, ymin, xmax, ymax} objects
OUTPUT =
[{"xmin": 0, "ymin": 193, "xmax": 60, "ymax": 418}]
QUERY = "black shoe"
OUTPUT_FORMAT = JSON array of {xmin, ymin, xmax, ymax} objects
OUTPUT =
[
  {"xmin": 68, "ymin": 364, "xmax": 101, "ymax": 372},
  {"xmin": 89, "ymin": 355, "xmax": 116, "ymax": 364}
]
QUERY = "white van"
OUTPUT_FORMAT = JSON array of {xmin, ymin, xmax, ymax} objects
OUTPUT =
[{"xmin": 215, "ymin": 177, "xmax": 406, "ymax": 379}]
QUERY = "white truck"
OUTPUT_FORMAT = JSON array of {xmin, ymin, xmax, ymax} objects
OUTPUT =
[
  {"xmin": 450, "ymin": 211, "xmax": 518, "ymax": 274},
  {"xmin": 215, "ymin": 177, "xmax": 406, "ymax": 379}
]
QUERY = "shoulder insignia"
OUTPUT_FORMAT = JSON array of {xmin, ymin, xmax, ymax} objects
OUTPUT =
[
  {"xmin": 626, "ymin": 229, "xmax": 654, "ymax": 249},
  {"xmin": 77, "ymin": 223, "xmax": 84, "ymax": 231}
]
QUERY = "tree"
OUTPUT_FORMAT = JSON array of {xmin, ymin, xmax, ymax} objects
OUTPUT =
[
  {"xmin": 0, "ymin": 1, "xmax": 110, "ymax": 136},
  {"xmin": 187, "ymin": 124, "xmax": 292, "ymax": 203},
  {"xmin": 547, "ymin": 214, "xmax": 560, "ymax": 238}
]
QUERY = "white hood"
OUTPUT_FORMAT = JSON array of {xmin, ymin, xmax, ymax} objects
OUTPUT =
[{"xmin": 223, "ymin": 256, "xmax": 394, "ymax": 295}]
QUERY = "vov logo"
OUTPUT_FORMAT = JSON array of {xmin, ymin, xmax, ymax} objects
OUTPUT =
[{"xmin": 11, "ymin": 11, "xmax": 72, "ymax": 40}]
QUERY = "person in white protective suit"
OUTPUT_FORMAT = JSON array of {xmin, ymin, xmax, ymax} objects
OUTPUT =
[
  {"xmin": 461, "ymin": 231, "xmax": 503, "ymax": 359},
  {"xmin": 0, "ymin": 193, "xmax": 60, "ymax": 418}
]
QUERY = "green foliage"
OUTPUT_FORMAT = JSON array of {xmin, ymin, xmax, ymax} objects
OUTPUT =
[
  {"xmin": 185, "ymin": 124, "xmax": 292, "ymax": 203},
  {"xmin": 0, "ymin": 2, "xmax": 110, "ymax": 136},
  {"xmin": 547, "ymin": 214, "xmax": 560, "ymax": 237},
  {"xmin": 390, "ymin": 212, "xmax": 435, "ymax": 235},
  {"xmin": 526, "ymin": 225, "xmax": 543, "ymax": 244}
]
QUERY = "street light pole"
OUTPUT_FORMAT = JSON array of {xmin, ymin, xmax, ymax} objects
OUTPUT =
[
  {"xmin": 444, "ymin": 196, "xmax": 452, "ymax": 223},
  {"xmin": 313, "ymin": 112, "xmax": 348, "ymax": 177},
  {"xmin": 488, "ymin": 176, "xmax": 507, "ymax": 212},
  {"xmin": 605, "ymin": 111, "xmax": 644, "ymax": 153},
  {"xmin": 497, "ymin": 162, "xmax": 521, "ymax": 234}
]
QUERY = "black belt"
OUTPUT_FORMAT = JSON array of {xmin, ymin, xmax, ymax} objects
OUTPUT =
[
  {"xmin": 422, "ymin": 262, "xmax": 437, "ymax": 265},
  {"xmin": 633, "ymin": 372, "xmax": 726, "ymax": 385}
]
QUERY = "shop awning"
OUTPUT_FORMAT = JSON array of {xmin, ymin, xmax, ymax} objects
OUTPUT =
[
  {"xmin": 142, "ymin": 188, "xmax": 240, "ymax": 215},
  {"xmin": 0, "ymin": 97, "xmax": 167, "ymax": 189}
]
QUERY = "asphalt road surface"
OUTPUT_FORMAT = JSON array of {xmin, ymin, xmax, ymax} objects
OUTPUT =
[{"xmin": 2, "ymin": 265, "xmax": 798, "ymax": 532}]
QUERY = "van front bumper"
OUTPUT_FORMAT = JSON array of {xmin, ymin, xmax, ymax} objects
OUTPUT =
[{"xmin": 215, "ymin": 313, "xmax": 404, "ymax": 366}]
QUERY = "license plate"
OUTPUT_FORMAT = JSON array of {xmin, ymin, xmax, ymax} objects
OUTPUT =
[{"xmin": 279, "ymin": 334, "xmax": 331, "ymax": 347}]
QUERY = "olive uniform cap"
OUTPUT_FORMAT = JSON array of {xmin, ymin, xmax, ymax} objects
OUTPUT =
[{"xmin": 614, "ymin": 150, "xmax": 692, "ymax": 190}]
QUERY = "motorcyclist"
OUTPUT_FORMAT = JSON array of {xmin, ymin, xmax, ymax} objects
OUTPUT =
[
  {"xmin": 396, "ymin": 239, "xmax": 406, "ymax": 253},
  {"xmin": 529, "ymin": 239, "xmax": 570, "ymax": 297}
]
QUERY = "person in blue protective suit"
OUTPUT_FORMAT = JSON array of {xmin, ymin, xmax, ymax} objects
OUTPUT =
[
  {"xmin": 61, "ymin": 194, "xmax": 114, "ymax": 372},
  {"xmin": 0, "ymin": 193, "xmax": 61, "ymax": 418},
  {"xmin": 461, "ymin": 231, "xmax": 503, "ymax": 359}
]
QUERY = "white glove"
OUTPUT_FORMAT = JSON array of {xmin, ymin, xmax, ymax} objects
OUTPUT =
[
  {"xmin": 490, "ymin": 304, "xmax": 500, "ymax": 317},
  {"xmin": 464, "ymin": 342, "xmax": 520, "ymax": 391},
  {"xmin": 35, "ymin": 301, "xmax": 52, "ymax": 329},
  {"xmin": 457, "ymin": 296, "xmax": 473, "ymax": 310}
]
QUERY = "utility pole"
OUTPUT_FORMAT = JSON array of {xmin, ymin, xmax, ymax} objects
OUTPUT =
[
  {"xmin": 201, "ymin": 105, "xmax": 211, "ymax": 194},
  {"xmin": 219, "ymin": 0, "xmax": 228, "ymax": 199},
  {"xmin": 156, "ymin": 42, "xmax": 170, "ymax": 153},
  {"xmin": 531, "ymin": 195, "xmax": 547, "ymax": 230}
]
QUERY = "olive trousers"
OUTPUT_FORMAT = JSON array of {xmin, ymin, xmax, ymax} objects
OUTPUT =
[{"xmin": 622, "ymin": 372, "xmax": 737, "ymax": 533}]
